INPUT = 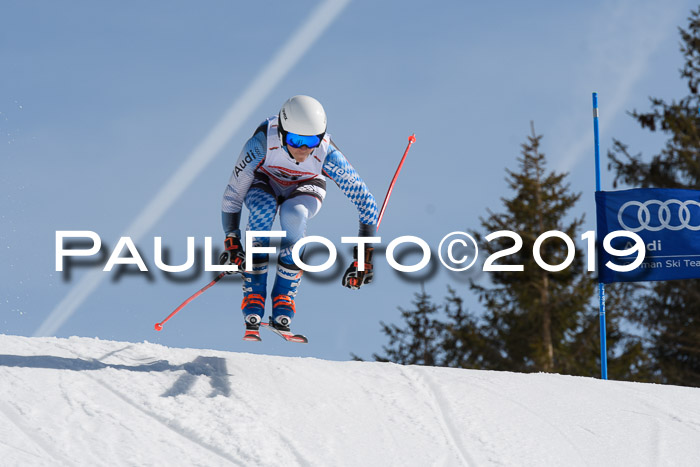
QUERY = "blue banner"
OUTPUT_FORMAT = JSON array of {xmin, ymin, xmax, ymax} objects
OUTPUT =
[{"xmin": 595, "ymin": 188, "xmax": 700, "ymax": 284}]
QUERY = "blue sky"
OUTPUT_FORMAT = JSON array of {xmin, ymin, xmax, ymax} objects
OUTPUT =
[{"xmin": 1, "ymin": 0, "xmax": 694, "ymax": 361}]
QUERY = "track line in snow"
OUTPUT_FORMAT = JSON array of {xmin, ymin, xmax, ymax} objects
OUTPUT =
[
  {"xmin": 96, "ymin": 345, "xmax": 133, "ymax": 362},
  {"xmin": 465, "ymin": 376, "xmax": 589, "ymax": 466},
  {"xmin": 650, "ymin": 415, "xmax": 662, "ymax": 467},
  {"xmin": 56, "ymin": 344, "xmax": 247, "ymax": 466},
  {"xmin": 401, "ymin": 366, "xmax": 477, "ymax": 466},
  {"xmin": 0, "ymin": 399, "xmax": 74, "ymax": 466},
  {"xmin": 360, "ymin": 378, "xmax": 405, "ymax": 460},
  {"xmin": 222, "ymin": 359, "xmax": 313, "ymax": 466},
  {"xmin": 612, "ymin": 382, "xmax": 700, "ymax": 434},
  {"xmin": 270, "ymin": 431, "xmax": 312, "ymax": 467},
  {"xmin": 89, "ymin": 374, "xmax": 246, "ymax": 466},
  {"xmin": 0, "ymin": 436, "xmax": 45, "ymax": 464}
]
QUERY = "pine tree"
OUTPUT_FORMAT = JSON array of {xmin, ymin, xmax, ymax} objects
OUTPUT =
[
  {"xmin": 373, "ymin": 286, "xmax": 445, "ymax": 366},
  {"xmin": 440, "ymin": 287, "xmax": 490, "ymax": 369},
  {"xmin": 470, "ymin": 123, "xmax": 641, "ymax": 375},
  {"xmin": 607, "ymin": 8, "xmax": 700, "ymax": 387},
  {"xmin": 374, "ymin": 125, "xmax": 651, "ymax": 380}
]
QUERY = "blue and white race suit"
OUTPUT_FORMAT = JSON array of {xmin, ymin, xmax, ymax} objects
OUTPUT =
[{"xmin": 221, "ymin": 115, "xmax": 378, "ymax": 267}]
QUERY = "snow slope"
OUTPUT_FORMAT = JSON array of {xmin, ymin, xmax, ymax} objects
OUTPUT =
[{"xmin": 1, "ymin": 334, "xmax": 699, "ymax": 466}]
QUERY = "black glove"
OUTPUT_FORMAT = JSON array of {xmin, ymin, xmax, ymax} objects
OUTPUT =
[
  {"xmin": 342, "ymin": 246, "xmax": 374, "ymax": 289},
  {"xmin": 219, "ymin": 235, "xmax": 246, "ymax": 274}
]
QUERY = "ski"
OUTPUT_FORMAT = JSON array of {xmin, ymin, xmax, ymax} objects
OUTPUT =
[
  {"xmin": 260, "ymin": 322, "xmax": 308, "ymax": 343},
  {"xmin": 242, "ymin": 328, "xmax": 262, "ymax": 342}
]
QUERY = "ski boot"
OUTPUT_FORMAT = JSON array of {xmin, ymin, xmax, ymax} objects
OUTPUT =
[
  {"xmin": 241, "ymin": 260, "xmax": 268, "ymax": 341},
  {"xmin": 270, "ymin": 296, "xmax": 295, "ymax": 331},
  {"xmin": 270, "ymin": 259, "xmax": 302, "ymax": 332},
  {"xmin": 242, "ymin": 296, "xmax": 264, "ymax": 341}
]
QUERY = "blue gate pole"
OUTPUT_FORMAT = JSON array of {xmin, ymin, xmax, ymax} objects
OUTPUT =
[{"xmin": 593, "ymin": 92, "xmax": 608, "ymax": 380}]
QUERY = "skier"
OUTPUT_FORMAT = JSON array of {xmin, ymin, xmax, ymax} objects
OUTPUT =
[{"xmin": 219, "ymin": 95, "xmax": 378, "ymax": 341}]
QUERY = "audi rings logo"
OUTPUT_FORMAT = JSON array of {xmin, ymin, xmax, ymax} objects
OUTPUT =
[{"xmin": 618, "ymin": 199, "xmax": 700, "ymax": 232}]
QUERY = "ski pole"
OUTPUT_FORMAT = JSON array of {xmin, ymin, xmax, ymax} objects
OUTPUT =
[
  {"xmin": 154, "ymin": 272, "xmax": 227, "ymax": 331},
  {"xmin": 377, "ymin": 134, "xmax": 416, "ymax": 230}
]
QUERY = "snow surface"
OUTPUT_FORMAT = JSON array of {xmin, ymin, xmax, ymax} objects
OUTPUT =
[{"xmin": 1, "ymin": 334, "xmax": 699, "ymax": 466}]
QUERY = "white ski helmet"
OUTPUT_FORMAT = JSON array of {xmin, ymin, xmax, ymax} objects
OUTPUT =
[{"xmin": 278, "ymin": 95, "xmax": 327, "ymax": 136}]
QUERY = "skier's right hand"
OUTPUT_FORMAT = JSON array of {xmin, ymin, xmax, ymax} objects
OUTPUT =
[{"xmin": 219, "ymin": 235, "xmax": 246, "ymax": 274}]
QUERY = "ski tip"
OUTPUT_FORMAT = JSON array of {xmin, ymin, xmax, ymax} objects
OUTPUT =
[
  {"xmin": 260, "ymin": 322, "xmax": 308, "ymax": 343},
  {"xmin": 243, "ymin": 329, "xmax": 262, "ymax": 341}
]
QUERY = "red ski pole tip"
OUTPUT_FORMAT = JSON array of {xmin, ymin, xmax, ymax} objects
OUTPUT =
[
  {"xmin": 408, "ymin": 134, "xmax": 416, "ymax": 143},
  {"xmin": 154, "ymin": 323, "xmax": 163, "ymax": 331}
]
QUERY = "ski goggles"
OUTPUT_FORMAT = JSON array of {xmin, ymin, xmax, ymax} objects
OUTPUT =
[{"xmin": 284, "ymin": 131, "xmax": 324, "ymax": 149}]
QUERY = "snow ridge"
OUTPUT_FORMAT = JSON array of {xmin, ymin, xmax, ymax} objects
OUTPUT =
[{"xmin": 1, "ymin": 334, "xmax": 699, "ymax": 466}]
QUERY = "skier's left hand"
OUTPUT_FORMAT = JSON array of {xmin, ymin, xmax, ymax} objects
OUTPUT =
[{"xmin": 342, "ymin": 246, "xmax": 374, "ymax": 289}]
